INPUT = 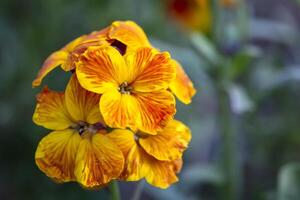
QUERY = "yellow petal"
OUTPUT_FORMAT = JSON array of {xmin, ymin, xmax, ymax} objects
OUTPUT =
[
  {"xmin": 108, "ymin": 21, "xmax": 151, "ymax": 52},
  {"xmin": 106, "ymin": 129, "xmax": 136, "ymax": 158},
  {"xmin": 106, "ymin": 129, "xmax": 137, "ymax": 180},
  {"xmin": 74, "ymin": 132, "xmax": 124, "ymax": 188},
  {"xmin": 142, "ymin": 153, "xmax": 179, "ymax": 189},
  {"xmin": 35, "ymin": 129, "xmax": 81, "ymax": 182},
  {"xmin": 139, "ymin": 120, "xmax": 191, "ymax": 161},
  {"xmin": 125, "ymin": 141, "xmax": 179, "ymax": 188},
  {"xmin": 33, "ymin": 87, "xmax": 73, "ymax": 130},
  {"xmin": 76, "ymin": 45, "xmax": 128, "ymax": 94},
  {"xmin": 32, "ymin": 51, "xmax": 68, "ymax": 87},
  {"xmin": 126, "ymin": 47, "xmax": 176, "ymax": 92},
  {"xmin": 109, "ymin": 130, "xmax": 180, "ymax": 188},
  {"xmin": 99, "ymin": 90, "xmax": 139, "ymax": 130},
  {"xmin": 169, "ymin": 60, "xmax": 196, "ymax": 104},
  {"xmin": 65, "ymin": 74, "xmax": 102, "ymax": 124},
  {"xmin": 135, "ymin": 90, "xmax": 176, "ymax": 135}
]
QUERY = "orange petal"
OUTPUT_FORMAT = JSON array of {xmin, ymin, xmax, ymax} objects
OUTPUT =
[
  {"xmin": 63, "ymin": 28, "xmax": 111, "ymax": 72},
  {"xmin": 74, "ymin": 132, "xmax": 124, "ymax": 188},
  {"xmin": 32, "ymin": 51, "xmax": 68, "ymax": 87},
  {"xmin": 35, "ymin": 129, "xmax": 81, "ymax": 182},
  {"xmin": 169, "ymin": 60, "xmax": 196, "ymax": 104},
  {"xmin": 99, "ymin": 90, "xmax": 139, "ymax": 130},
  {"xmin": 108, "ymin": 21, "xmax": 151, "ymax": 52},
  {"xmin": 76, "ymin": 45, "xmax": 128, "ymax": 94},
  {"xmin": 135, "ymin": 90, "xmax": 176, "ymax": 135},
  {"xmin": 32, "ymin": 35, "xmax": 86, "ymax": 87},
  {"xmin": 139, "ymin": 120, "xmax": 191, "ymax": 161},
  {"xmin": 65, "ymin": 74, "xmax": 102, "ymax": 124},
  {"xmin": 33, "ymin": 87, "xmax": 73, "ymax": 130},
  {"xmin": 126, "ymin": 48, "xmax": 176, "ymax": 92}
]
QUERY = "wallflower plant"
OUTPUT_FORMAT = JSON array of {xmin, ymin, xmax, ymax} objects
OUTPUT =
[{"xmin": 32, "ymin": 20, "xmax": 196, "ymax": 193}]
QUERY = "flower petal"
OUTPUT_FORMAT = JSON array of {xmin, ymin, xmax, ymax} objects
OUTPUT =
[
  {"xmin": 139, "ymin": 120, "xmax": 191, "ymax": 161},
  {"xmin": 33, "ymin": 87, "xmax": 73, "ymax": 130},
  {"xmin": 74, "ymin": 132, "xmax": 124, "ymax": 188},
  {"xmin": 126, "ymin": 48, "xmax": 176, "ymax": 92},
  {"xmin": 108, "ymin": 21, "xmax": 151, "ymax": 51},
  {"xmin": 76, "ymin": 45, "xmax": 128, "ymax": 94},
  {"xmin": 32, "ymin": 51, "xmax": 68, "ymax": 87},
  {"xmin": 169, "ymin": 60, "xmax": 196, "ymax": 104},
  {"xmin": 106, "ymin": 129, "xmax": 136, "ymax": 158},
  {"xmin": 65, "ymin": 74, "xmax": 102, "ymax": 124},
  {"xmin": 35, "ymin": 129, "xmax": 81, "ymax": 182},
  {"xmin": 106, "ymin": 129, "xmax": 137, "ymax": 179},
  {"xmin": 63, "ymin": 28, "xmax": 110, "ymax": 72},
  {"xmin": 99, "ymin": 90, "xmax": 139, "ymax": 130},
  {"xmin": 108, "ymin": 130, "xmax": 179, "ymax": 188},
  {"xmin": 125, "ymin": 141, "xmax": 178, "ymax": 188},
  {"xmin": 135, "ymin": 90, "xmax": 176, "ymax": 134},
  {"xmin": 32, "ymin": 35, "xmax": 86, "ymax": 87},
  {"xmin": 142, "ymin": 153, "xmax": 179, "ymax": 189}
]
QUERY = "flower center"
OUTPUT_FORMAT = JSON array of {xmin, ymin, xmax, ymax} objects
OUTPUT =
[
  {"xmin": 118, "ymin": 82, "xmax": 132, "ymax": 94},
  {"xmin": 71, "ymin": 121, "xmax": 106, "ymax": 135}
]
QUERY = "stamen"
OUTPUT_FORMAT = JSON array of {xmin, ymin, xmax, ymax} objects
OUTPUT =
[
  {"xmin": 118, "ymin": 82, "xmax": 133, "ymax": 94},
  {"xmin": 71, "ymin": 121, "xmax": 107, "ymax": 135}
]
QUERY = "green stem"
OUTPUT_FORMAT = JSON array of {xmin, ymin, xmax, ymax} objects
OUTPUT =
[
  {"xmin": 109, "ymin": 181, "xmax": 121, "ymax": 200},
  {"xmin": 131, "ymin": 181, "xmax": 144, "ymax": 200},
  {"xmin": 218, "ymin": 85, "xmax": 238, "ymax": 200}
]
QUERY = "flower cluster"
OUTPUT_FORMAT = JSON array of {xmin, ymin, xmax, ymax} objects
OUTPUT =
[{"xmin": 32, "ymin": 21, "xmax": 196, "ymax": 189}]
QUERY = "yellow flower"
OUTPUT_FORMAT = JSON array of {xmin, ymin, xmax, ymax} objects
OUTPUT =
[
  {"xmin": 108, "ymin": 21, "xmax": 196, "ymax": 104},
  {"xmin": 76, "ymin": 45, "xmax": 176, "ymax": 134},
  {"xmin": 33, "ymin": 74, "xmax": 124, "ymax": 188},
  {"xmin": 32, "ymin": 20, "xmax": 196, "ymax": 105},
  {"xmin": 107, "ymin": 120, "xmax": 191, "ymax": 189}
]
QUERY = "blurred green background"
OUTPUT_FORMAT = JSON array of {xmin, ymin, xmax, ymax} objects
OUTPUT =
[{"xmin": 1, "ymin": 0, "xmax": 300, "ymax": 199}]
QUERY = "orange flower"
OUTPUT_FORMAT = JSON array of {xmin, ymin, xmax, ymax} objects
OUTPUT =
[
  {"xmin": 33, "ymin": 74, "xmax": 124, "ymax": 188},
  {"xmin": 167, "ymin": 0, "xmax": 212, "ymax": 32},
  {"xmin": 108, "ymin": 21, "xmax": 197, "ymax": 104},
  {"xmin": 32, "ymin": 21, "xmax": 196, "ymax": 105},
  {"xmin": 107, "ymin": 120, "xmax": 191, "ymax": 189},
  {"xmin": 76, "ymin": 45, "xmax": 176, "ymax": 134}
]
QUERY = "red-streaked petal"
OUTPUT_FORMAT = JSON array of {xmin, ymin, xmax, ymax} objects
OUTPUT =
[
  {"xmin": 76, "ymin": 45, "xmax": 128, "ymax": 94},
  {"xmin": 139, "ymin": 120, "xmax": 191, "ymax": 161},
  {"xmin": 74, "ymin": 132, "xmax": 124, "ymax": 188},
  {"xmin": 35, "ymin": 129, "xmax": 81, "ymax": 182},
  {"xmin": 99, "ymin": 90, "xmax": 139, "ymax": 130},
  {"xmin": 32, "ymin": 35, "xmax": 87, "ymax": 87},
  {"xmin": 33, "ymin": 87, "xmax": 73, "ymax": 130},
  {"xmin": 65, "ymin": 74, "xmax": 102, "ymax": 124},
  {"xmin": 126, "ymin": 47, "xmax": 176, "ymax": 92},
  {"xmin": 134, "ymin": 90, "xmax": 176, "ymax": 135},
  {"xmin": 32, "ymin": 51, "xmax": 68, "ymax": 87}
]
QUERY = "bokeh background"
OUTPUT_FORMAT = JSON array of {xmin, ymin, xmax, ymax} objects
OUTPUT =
[{"xmin": 1, "ymin": 0, "xmax": 300, "ymax": 199}]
